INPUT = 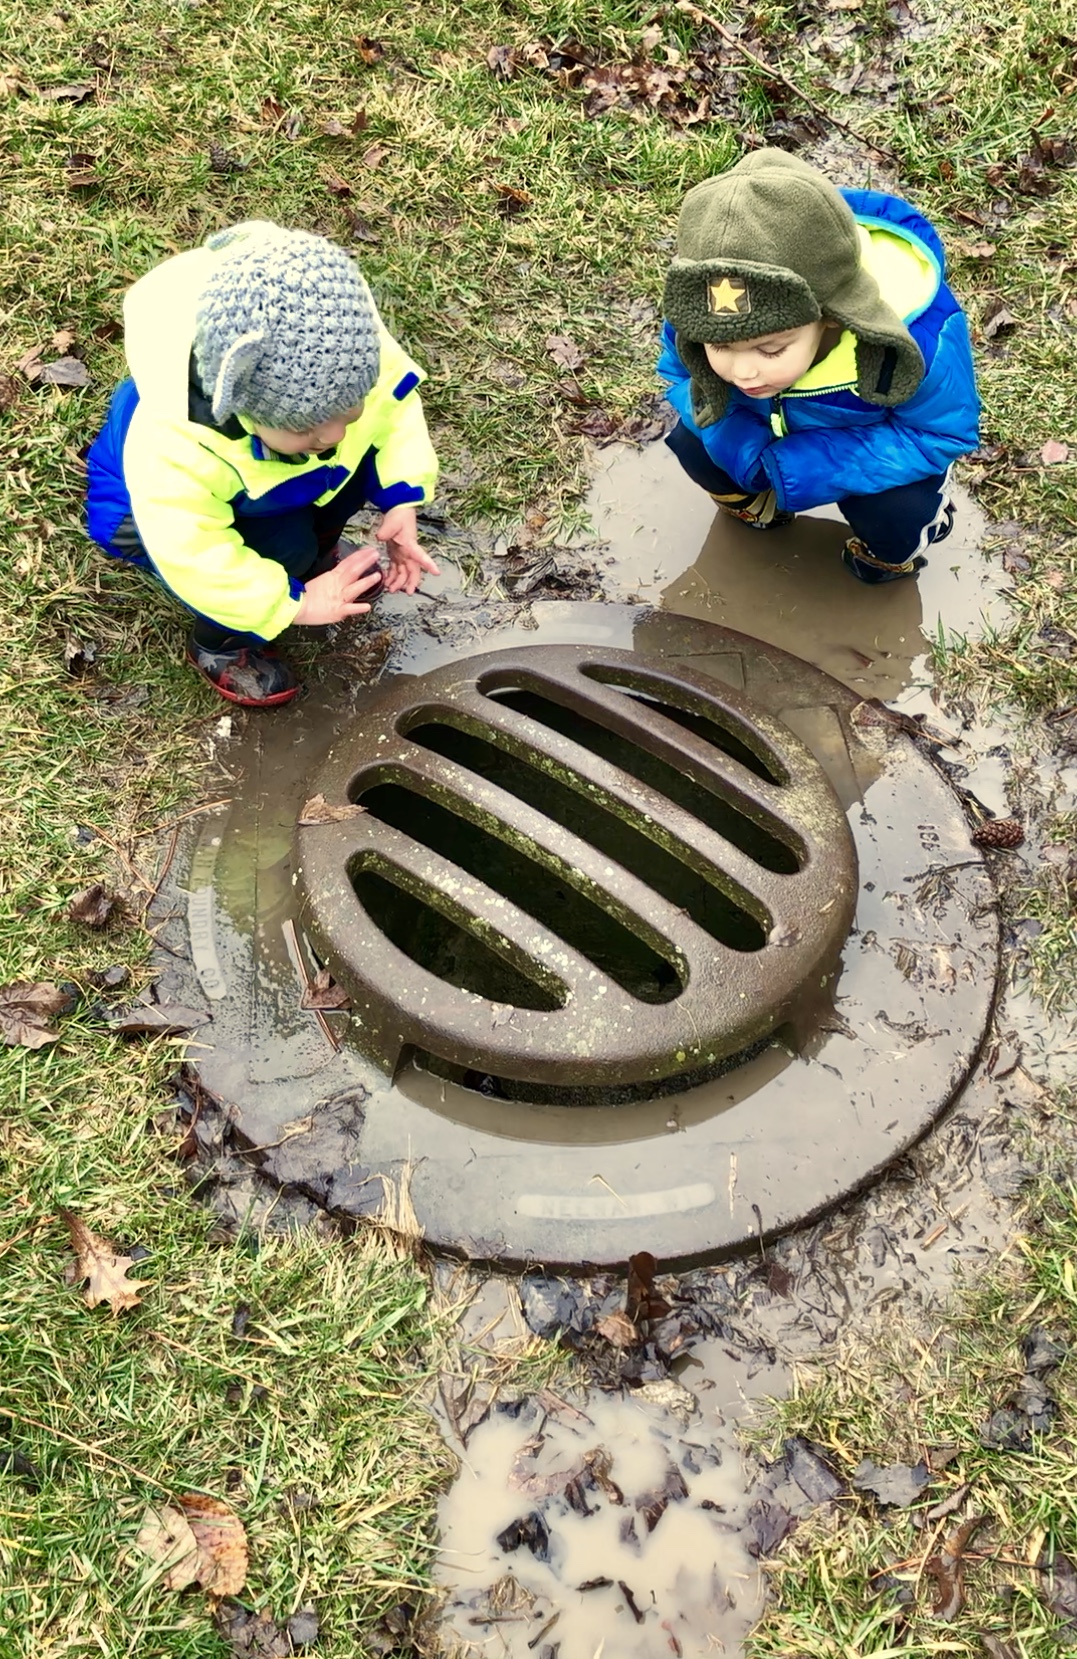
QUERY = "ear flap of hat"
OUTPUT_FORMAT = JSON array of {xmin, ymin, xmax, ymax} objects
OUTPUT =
[
  {"xmin": 210, "ymin": 330, "xmax": 265, "ymax": 424},
  {"xmin": 676, "ymin": 335, "xmax": 731, "ymax": 426}
]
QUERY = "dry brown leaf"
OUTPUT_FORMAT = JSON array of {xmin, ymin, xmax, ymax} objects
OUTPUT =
[
  {"xmin": 179, "ymin": 1493, "xmax": 248, "ymax": 1596},
  {"xmin": 323, "ymin": 166, "xmax": 352, "ymax": 196},
  {"xmin": 361, "ymin": 141, "xmax": 390, "ymax": 169},
  {"xmin": 596, "ymin": 1310, "xmax": 640, "ymax": 1347},
  {"xmin": 1041, "ymin": 439, "xmax": 1070, "ymax": 465},
  {"xmin": 298, "ymin": 793, "xmax": 367, "ymax": 825},
  {"xmin": 61, "ymin": 1209, "xmax": 148, "ymax": 1314},
  {"xmin": 925, "ymin": 1513, "xmax": 985, "ymax": 1620},
  {"xmin": 135, "ymin": 1504, "xmax": 202, "ymax": 1590},
  {"xmin": 545, "ymin": 334, "xmax": 586, "ymax": 371},
  {"xmin": 68, "ymin": 883, "xmax": 119, "ymax": 928},
  {"xmin": 300, "ymin": 967, "xmax": 351, "ymax": 1010},
  {"xmin": 51, "ymin": 327, "xmax": 76, "ymax": 352},
  {"xmin": 0, "ymin": 980, "xmax": 75, "ymax": 1048}
]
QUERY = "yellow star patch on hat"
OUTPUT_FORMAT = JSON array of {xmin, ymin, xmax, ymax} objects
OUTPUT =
[{"xmin": 707, "ymin": 276, "xmax": 751, "ymax": 315}]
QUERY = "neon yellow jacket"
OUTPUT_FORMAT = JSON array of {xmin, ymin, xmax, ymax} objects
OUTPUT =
[{"xmin": 86, "ymin": 246, "xmax": 438, "ymax": 638}]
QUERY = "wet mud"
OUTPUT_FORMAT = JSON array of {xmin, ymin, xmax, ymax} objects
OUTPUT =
[{"xmin": 161, "ymin": 437, "xmax": 1075, "ymax": 1654}]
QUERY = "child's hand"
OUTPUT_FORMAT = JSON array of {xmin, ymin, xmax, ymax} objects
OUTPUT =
[
  {"xmin": 293, "ymin": 545, "xmax": 384, "ymax": 626},
  {"xmin": 375, "ymin": 505, "xmax": 441, "ymax": 593}
]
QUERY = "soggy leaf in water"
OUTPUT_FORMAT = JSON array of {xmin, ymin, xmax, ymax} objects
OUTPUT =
[
  {"xmin": 298, "ymin": 793, "xmax": 368, "ymax": 825},
  {"xmin": 745, "ymin": 1497, "xmax": 796, "ymax": 1558},
  {"xmin": 924, "ymin": 1514, "xmax": 985, "ymax": 1620},
  {"xmin": 496, "ymin": 1510, "xmax": 550, "ymax": 1560},
  {"xmin": 68, "ymin": 883, "xmax": 119, "ymax": 928},
  {"xmin": 852, "ymin": 1457, "xmax": 930, "ymax": 1507},
  {"xmin": 545, "ymin": 334, "xmax": 585, "ymax": 372},
  {"xmin": 62, "ymin": 1209, "xmax": 148, "ymax": 1314},
  {"xmin": 595, "ymin": 1310, "xmax": 639, "ymax": 1347},
  {"xmin": 439, "ymin": 1375, "xmax": 492, "ymax": 1447},
  {"xmin": 618, "ymin": 1580, "xmax": 645, "ymax": 1623},
  {"xmin": 300, "ymin": 967, "xmax": 351, "ymax": 1011},
  {"xmin": 626, "ymin": 1250, "xmax": 670, "ymax": 1326},
  {"xmin": 107, "ymin": 1002, "xmax": 208, "ymax": 1038},
  {"xmin": 635, "ymin": 1459, "xmax": 688, "ymax": 1532},
  {"xmin": 0, "ymin": 980, "xmax": 76, "ymax": 1048}
]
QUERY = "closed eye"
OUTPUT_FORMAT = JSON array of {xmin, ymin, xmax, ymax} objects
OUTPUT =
[{"xmin": 759, "ymin": 345, "xmax": 788, "ymax": 359}]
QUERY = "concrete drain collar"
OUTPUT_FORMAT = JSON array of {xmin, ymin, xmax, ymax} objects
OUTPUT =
[{"xmin": 159, "ymin": 604, "xmax": 999, "ymax": 1267}]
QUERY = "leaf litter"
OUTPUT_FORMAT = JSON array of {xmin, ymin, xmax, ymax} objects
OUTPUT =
[
  {"xmin": 135, "ymin": 1493, "xmax": 248, "ymax": 1597},
  {"xmin": 0, "ymin": 980, "xmax": 76, "ymax": 1048},
  {"xmin": 61, "ymin": 1210, "xmax": 149, "ymax": 1314}
]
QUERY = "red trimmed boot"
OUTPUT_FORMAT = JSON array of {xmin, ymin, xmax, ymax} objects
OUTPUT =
[{"xmin": 186, "ymin": 630, "xmax": 299, "ymax": 707}]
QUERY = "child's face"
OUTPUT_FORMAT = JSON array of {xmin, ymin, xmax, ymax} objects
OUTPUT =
[
  {"xmin": 250, "ymin": 402, "xmax": 365, "ymax": 454},
  {"xmin": 704, "ymin": 320, "xmax": 829, "ymax": 399}
]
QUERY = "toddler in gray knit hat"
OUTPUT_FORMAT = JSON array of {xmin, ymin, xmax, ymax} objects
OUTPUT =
[{"xmin": 86, "ymin": 220, "xmax": 440, "ymax": 707}]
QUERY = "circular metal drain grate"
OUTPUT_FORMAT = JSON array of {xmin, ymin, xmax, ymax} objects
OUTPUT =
[{"xmin": 295, "ymin": 645, "xmax": 858, "ymax": 1091}]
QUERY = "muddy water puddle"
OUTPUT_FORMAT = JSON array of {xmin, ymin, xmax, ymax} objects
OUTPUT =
[
  {"xmin": 166, "ymin": 436, "xmax": 1077, "ymax": 1653},
  {"xmin": 438, "ymin": 1384, "xmax": 762, "ymax": 1657}
]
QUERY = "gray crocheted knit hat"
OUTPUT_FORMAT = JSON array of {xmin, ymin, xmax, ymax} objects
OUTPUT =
[{"xmin": 192, "ymin": 221, "xmax": 381, "ymax": 431}]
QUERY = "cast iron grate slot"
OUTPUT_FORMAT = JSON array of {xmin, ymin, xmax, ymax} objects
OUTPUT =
[
  {"xmin": 409, "ymin": 1025, "xmax": 790, "ymax": 1108},
  {"xmin": 405, "ymin": 719, "xmax": 766, "ymax": 952},
  {"xmin": 352, "ymin": 780, "xmax": 684, "ymax": 1003},
  {"xmin": 581, "ymin": 668, "xmax": 784, "ymax": 785},
  {"xmin": 349, "ymin": 862, "xmax": 564, "ymax": 1011},
  {"xmin": 480, "ymin": 686, "xmax": 801, "ymax": 875}
]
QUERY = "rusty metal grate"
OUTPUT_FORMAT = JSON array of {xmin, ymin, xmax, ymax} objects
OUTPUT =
[{"xmin": 294, "ymin": 645, "xmax": 858, "ymax": 1091}]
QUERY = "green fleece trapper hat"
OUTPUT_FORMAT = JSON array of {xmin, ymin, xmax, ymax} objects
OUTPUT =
[{"xmin": 662, "ymin": 149, "xmax": 925, "ymax": 424}]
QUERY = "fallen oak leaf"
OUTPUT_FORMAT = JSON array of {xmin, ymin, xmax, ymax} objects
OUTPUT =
[
  {"xmin": 61, "ymin": 1209, "xmax": 148, "ymax": 1314},
  {"xmin": 179, "ymin": 1493, "xmax": 249, "ymax": 1597},
  {"xmin": 298, "ymin": 793, "xmax": 367, "ymax": 825},
  {"xmin": 0, "ymin": 980, "xmax": 76, "ymax": 1048},
  {"xmin": 68, "ymin": 883, "xmax": 119, "ymax": 928}
]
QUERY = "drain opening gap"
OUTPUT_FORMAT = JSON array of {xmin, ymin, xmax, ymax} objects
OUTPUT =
[
  {"xmin": 407, "ymin": 1024, "xmax": 793, "ymax": 1107},
  {"xmin": 477, "ymin": 683, "xmax": 802, "ymax": 875},
  {"xmin": 403, "ymin": 718, "xmax": 767, "ymax": 952},
  {"xmin": 580, "ymin": 664, "xmax": 786, "ymax": 786},
  {"xmin": 348, "ymin": 860, "xmax": 566, "ymax": 1011},
  {"xmin": 350, "ymin": 781, "xmax": 685, "ymax": 1003}
]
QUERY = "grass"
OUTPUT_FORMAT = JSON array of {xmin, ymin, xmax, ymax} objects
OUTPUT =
[
  {"xmin": 746, "ymin": 1183, "xmax": 1077, "ymax": 1658},
  {"xmin": 3, "ymin": 0, "xmax": 1077, "ymax": 1654}
]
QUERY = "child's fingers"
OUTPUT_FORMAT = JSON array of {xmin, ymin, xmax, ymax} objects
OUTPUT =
[
  {"xmin": 336, "ymin": 545, "xmax": 382, "ymax": 579},
  {"xmin": 338, "ymin": 601, "xmax": 373, "ymax": 617}
]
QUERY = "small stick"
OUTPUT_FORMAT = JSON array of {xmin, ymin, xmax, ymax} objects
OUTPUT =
[
  {"xmin": 0, "ymin": 1407, "xmax": 170, "ymax": 1493},
  {"xmin": 675, "ymin": 2, "xmax": 901, "ymax": 166},
  {"xmin": 131, "ymin": 799, "xmax": 233, "ymax": 840},
  {"xmin": 281, "ymin": 918, "xmax": 340, "ymax": 1052}
]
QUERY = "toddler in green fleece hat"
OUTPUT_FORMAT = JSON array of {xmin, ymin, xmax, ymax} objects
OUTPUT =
[{"xmin": 658, "ymin": 150, "xmax": 980, "ymax": 582}]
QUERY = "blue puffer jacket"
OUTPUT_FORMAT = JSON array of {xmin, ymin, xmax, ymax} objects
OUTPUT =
[{"xmin": 657, "ymin": 188, "xmax": 980, "ymax": 511}]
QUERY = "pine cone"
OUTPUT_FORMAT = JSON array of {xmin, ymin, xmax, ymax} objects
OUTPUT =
[{"xmin": 971, "ymin": 817, "xmax": 1025, "ymax": 850}]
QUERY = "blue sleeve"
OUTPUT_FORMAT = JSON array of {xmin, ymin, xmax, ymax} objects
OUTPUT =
[
  {"xmin": 762, "ymin": 311, "xmax": 980, "ymax": 512},
  {"xmin": 657, "ymin": 324, "xmax": 776, "ymax": 491}
]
